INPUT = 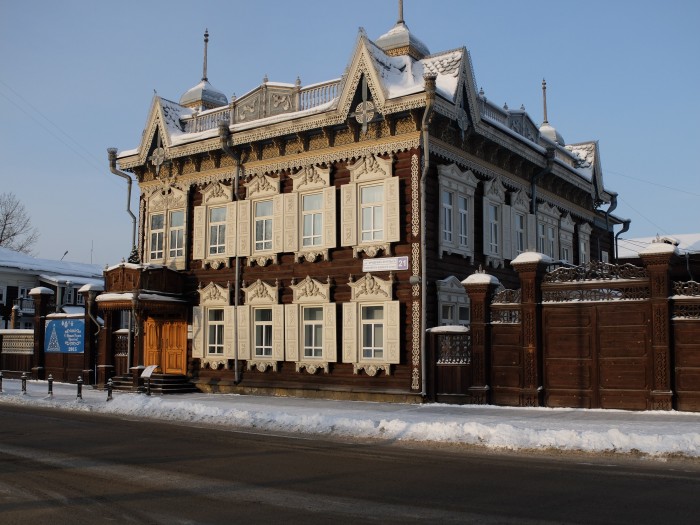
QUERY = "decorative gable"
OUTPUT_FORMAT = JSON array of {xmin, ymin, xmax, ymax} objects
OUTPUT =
[
  {"xmin": 241, "ymin": 279, "xmax": 278, "ymax": 305},
  {"xmin": 197, "ymin": 282, "xmax": 230, "ymax": 306},
  {"xmin": 244, "ymin": 173, "xmax": 280, "ymax": 198},
  {"xmin": 202, "ymin": 181, "xmax": 233, "ymax": 205},
  {"xmin": 289, "ymin": 276, "xmax": 330, "ymax": 304},
  {"xmin": 289, "ymin": 165, "xmax": 330, "ymax": 192},
  {"xmin": 347, "ymin": 154, "xmax": 393, "ymax": 182},
  {"xmin": 348, "ymin": 272, "xmax": 394, "ymax": 302}
]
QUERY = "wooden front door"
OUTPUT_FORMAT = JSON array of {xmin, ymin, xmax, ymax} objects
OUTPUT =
[
  {"xmin": 143, "ymin": 318, "xmax": 187, "ymax": 375},
  {"xmin": 162, "ymin": 320, "xmax": 187, "ymax": 375}
]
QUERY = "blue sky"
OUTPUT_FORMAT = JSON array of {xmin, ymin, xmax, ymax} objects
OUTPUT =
[{"xmin": 1, "ymin": 0, "xmax": 698, "ymax": 265}]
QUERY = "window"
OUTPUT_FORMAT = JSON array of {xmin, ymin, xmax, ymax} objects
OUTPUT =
[
  {"xmin": 169, "ymin": 210, "xmax": 184, "ymax": 258},
  {"xmin": 0, "ymin": 284, "xmax": 6, "ymax": 305},
  {"xmin": 436, "ymin": 276, "xmax": 471, "ymax": 328},
  {"xmin": 514, "ymin": 213, "xmax": 526, "ymax": 255},
  {"xmin": 76, "ymin": 292, "xmax": 85, "ymax": 306},
  {"xmin": 536, "ymin": 203, "xmax": 561, "ymax": 260},
  {"xmin": 191, "ymin": 283, "xmax": 233, "ymax": 367},
  {"xmin": 441, "ymin": 304, "xmax": 455, "ymax": 326},
  {"xmin": 601, "ymin": 250, "xmax": 609, "ymax": 263},
  {"xmin": 360, "ymin": 185, "xmax": 384, "ymax": 242},
  {"xmin": 342, "ymin": 273, "xmax": 400, "ymax": 369},
  {"xmin": 442, "ymin": 190, "xmax": 453, "ymax": 243},
  {"xmin": 207, "ymin": 207, "xmax": 226, "ymax": 255},
  {"xmin": 150, "ymin": 213, "xmax": 165, "ymax": 260},
  {"xmin": 437, "ymin": 164, "xmax": 478, "ymax": 260},
  {"xmin": 193, "ymin": 182, "xmax": 236, "ymax": 266},
  {"xmin": 254, "ymin": 200, "xmax": 274, "ymax": 252},
  {"xmin": 577, "ymin": 223, "xmax": 592, "ymax": 265},
  {"xmin": 302, "ymin": 193, "xmax": 323, "ymax": 247},
  {"xmin": 341, "ymin": 155, "xmax": 399, "ymax": 258},
  {"xmin": 547, "ymin": 225, "xmax": 556, "ymax": 258},
  {"xmin": 562, "ymin": 246, "xmax": 571, "ymax": 263},
  {"xmin": 254, "ymin": 308, "xmax": 273, "ymax": 357},
  {"xmin": 458, "ymin": 196, "xmax": 469, "ymax": 247},
  {"xmin": 63, "ymin": 287, "xmax": 74, "ymax": 305},
  {"xmin": 488, "ymin": 204, "xmax": 500, "ymax": 255},
  {"xmin": 303, "ymin": 306, "xmax": 323, "ymax": 358},
  {"xmin": 284, "ymin": 277, "xmax": 336, "ymax": 370},
  {"xmin": 207, "ymin": 309, "xmax": 224, "ymax": 355},
  {"xmin": 361, "ymin": 305, "xmax": 384, "ymax": 359}
]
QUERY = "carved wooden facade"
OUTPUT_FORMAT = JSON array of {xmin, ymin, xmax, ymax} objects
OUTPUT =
[{"xmin": 103, "ymin": 11, "xmax": 625, "ymax": 401}]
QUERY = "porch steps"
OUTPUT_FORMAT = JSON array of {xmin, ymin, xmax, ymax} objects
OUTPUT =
[{"xmin": 109, "ymin": 373, "xmax": 199, "ymax": 395}]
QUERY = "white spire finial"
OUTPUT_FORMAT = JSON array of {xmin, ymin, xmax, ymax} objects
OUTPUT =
[
  {"xmin": 542, "ymin": 78, "xmax": 548, "ymax": 124},
  {"xmin": 202, "ymin": 29, "xmax": 209, "ymax": 81}
]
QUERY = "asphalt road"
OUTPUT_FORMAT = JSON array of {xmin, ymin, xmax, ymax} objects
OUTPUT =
[{"xmin": 1, "ymin": 404, "xmax": 698, "ymax": 524}]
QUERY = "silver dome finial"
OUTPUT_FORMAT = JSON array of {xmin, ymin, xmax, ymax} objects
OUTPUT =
[
  {"xmin": 202, "ymin": 29, "xmax": 209, "ymax": 82},
  {"xmin": 542, "ymin": 78, "xmax": 548, "ymax": 124}
]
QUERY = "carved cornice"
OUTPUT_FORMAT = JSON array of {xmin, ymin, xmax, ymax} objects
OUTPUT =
[
  {"xmin": 353, "ymin": 363, "xmax": 391, "ymax": 376},
  {"xmin": 246, "ymin": 360, "xmax": 278, "ymax": 372}
]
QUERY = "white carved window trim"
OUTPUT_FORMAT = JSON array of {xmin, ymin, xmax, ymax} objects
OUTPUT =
[
  {"xmin": 145, "ymin": 185, "xmax": 188, "ymax": 270},
  {"xmin": 239, "ymin": 174, "xmax": 283, "ymax": 267},
  {"xmin": 436, "ymin": 275, "xmax": 471, "ymax": 327},
  {"xmin": 285, "ymin": 165, "xmax": 336, "ymax": 263},
  {"xmin": 536, "ymin": 203, "xmax": 561, "ymax": 259},
  {"xmin": 437, "ymin": 164, "xmax": 478, "ymax": 261},
  {"xmin": 482, "ymin": 177, "xmax": 509, "ymax": 268},
  {"xmin": 341, "ymin": 155, "xmax": 399, "ymax": 259},
  {"xmin": 284, "ymin": 276, "xmax": 336, "ymax": 374},
  {"xmin": 509, "ymin": 189, "xmax": 535, "ymax": 255},
  {"xmin": 193, "ymin": 182, "xmax": 237, "ymax": 270},
  {"xmin": 578, "ymin": 223, "xmax": 592, "ymax": 264},
  {"xmin": 342, "ymin": 272, "xmax": 399, "ymax": 376},
  {"xmin": 238, "ymin": 279, "xmax": 283, "ymax": 372},
  {"xmin": 559, "ymin": 213, "xmax": 575, "ymax": 263},
  {"xmin": 207, "ymin": 308, "xmax": 225, "ymax": 355},
  {"xmin": 192, "ymin": 282, "xmax": 234, "ymax": 370}
]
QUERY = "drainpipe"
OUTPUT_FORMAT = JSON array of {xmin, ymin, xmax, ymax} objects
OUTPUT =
[
  {"xmin": 531, "ymin": 147, "xmax": 555, "ymax": 217},
  {"xmin": 108, "ymin": 147, "xmax": 137, "ymax": 375},
  {"xmin": 419, "ymin": 74, "xmax": 436, "ymax": 397},
  {"xmin": 107, "ymin": 148, "xmax": 137, "ymax": 251},
  {"xmin": 614, "ymin": 219, "xmax": 630, "ymax": 263},
  {"xmin": 219, "ymin": 123, "xmax": 242, "ymax": 384}
]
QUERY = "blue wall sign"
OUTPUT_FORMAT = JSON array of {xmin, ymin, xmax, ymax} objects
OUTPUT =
[{"xmin": 45, "ymin": 319, "xmax": 85, "ymax": 354}]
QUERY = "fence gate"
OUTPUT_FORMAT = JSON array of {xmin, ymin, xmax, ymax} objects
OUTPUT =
[
  {"xmin": 427, "ymin": 328, "xmax": 472, "ymax": 403},
  {"xmin": 541, "ymin": 262, "xmax": 652, "ymax": 410}
]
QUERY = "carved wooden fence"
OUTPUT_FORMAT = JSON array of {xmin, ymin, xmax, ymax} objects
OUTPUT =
[{"xmin": 444, "ymin": 252, "xmax": 700, "ymax": 412}]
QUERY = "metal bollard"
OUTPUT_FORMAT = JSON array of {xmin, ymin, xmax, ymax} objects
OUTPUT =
[
  {"xmin": 76, "ymin": 376, "xmax": 83, "ymax": 400},
  {"xmin": 146, "ymin": 377, "xmax": 152, "ymax": 396},
  {"xmin": 21, "ymin": 372, "xmax": 27, "ymax": 395},
  {"xmin": 48, "ymin": 374, "xmax": 54, "ymax": 397},
  {"xmin": 0, "ymin": 370, "xmax": 3, "ymax": 393},
  {"xmin": 107, "ymin": 378, "xmax": 113, "ymax": 401}
]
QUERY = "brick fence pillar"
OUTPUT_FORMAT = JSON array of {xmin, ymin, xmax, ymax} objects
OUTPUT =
[
  {"xmin": 639, "ymin": 242, "xmax": 676, "ymax": 410},
  {"xmin": 511, "ymin": 253, "xmax": 551, "ymax": 407},
  {"xmin": 462, "ymin": 270, "xmax": 500, "ymax": 404}
]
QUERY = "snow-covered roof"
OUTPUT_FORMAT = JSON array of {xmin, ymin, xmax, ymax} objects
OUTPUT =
[
  {"xmin": 618, "ymin": 234, "xmax": 700, "ymax": 259},
  {"xmin": 39, "ymin": 274, "xmax": 104, "ymax": 287},
  {"xmin": 179, "ymin": 79, "xmax": 228, "ymax": 109},
  {"xmin": 0, "ymin": 247, "xmax": 103, "ymax": 280}
]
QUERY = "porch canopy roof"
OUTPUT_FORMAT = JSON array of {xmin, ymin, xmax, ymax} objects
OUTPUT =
[{"xmin": 96, "ymin": 291, "xmax": 187, "ymax": 314}]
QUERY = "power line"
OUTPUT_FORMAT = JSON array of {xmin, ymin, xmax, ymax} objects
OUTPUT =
[
  {"xmin": 607, "ymin": 169, "xmax": 700, "ymax": 198},
  {"xmin": 616, "ymin": 195, "xmax": 669, "ymax": 236}
]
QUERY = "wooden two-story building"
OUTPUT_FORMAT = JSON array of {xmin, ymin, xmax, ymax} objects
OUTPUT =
[{"xmin": 100, "ymin": 7, "xmax": 624, "ymax": 400}]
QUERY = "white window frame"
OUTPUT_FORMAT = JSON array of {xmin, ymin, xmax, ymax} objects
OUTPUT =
[
  {"xmin": 208, "ymin": 207, "xmax": 227, "ymax": 256},
  {"xmin": 437, "ymin": 164, "xmax": 478, "ymax": 261},
  {"xmin": 442, "ymin": 189, "xmax": 453, "ymax": 243},
  {"xmin": 284, "ymin": 165, "xmax": 336, "ymax": 263},
  {"xmin": 254, "ymin": 199, "xmax": 274, "ymax": 252},
  {"xmin": 144, "ymin": 185, "xmax": 187, "ymax": 269},
  {"xmin": 253, "ymin": 307, "xmax": 273, "ymax": 357},
  {"xmin": 436, "ymin": 276, "xmax": 471, "ymax": 328},
  {"xmin": 361, "ymin": 304, "xmax": 385, "ymax": 360},
  {"xmin": 238, "ymin": 174, "xmax": 283, "ymax": 267},
  {"xmin": 168, "ymin": 209, "xmax": 185, "ymax": 258},
  {"xmin": 536, "ymin": 202, "xmax": 561, "ymax": 260},
  {"xmin": 578, "ymin": 223, "xmax": 592, "ymax": 265},
  {"xmin": 237, "ymin": 279, "xmax": 284, "ymax": 371},
  {"xmin": 342, "ymin": 273, "xmax": 399, "ymax": 375},
  {"xmin": 192, "ymin": 282, "xmax": 234, "ymax": 370},
  {"xmin": 559, "ymin": 213, "xmax": 575, "ymax": 264},
  {"xmin": 207, "ymin": 308, "xmax": 225, "ymax": 355},
  {"xmin": 341, "ymin": 155, "xmax": 399, "ymax": 258},
  {"xmin": 482, "ymin": 177, "xmax": 509, "ymax": 268},
  {"xmin": 193, "ymin": 182, "xmax": 237, "ymax": 269},
  {"xmin": 284, "ymin": 276, "xmax": 336, "ymax": 373}
]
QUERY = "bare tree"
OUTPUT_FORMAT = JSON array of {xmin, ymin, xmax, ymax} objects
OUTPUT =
[{"xmin": 0, "ymin": 192, "xmax": 39, "ymax": 255}]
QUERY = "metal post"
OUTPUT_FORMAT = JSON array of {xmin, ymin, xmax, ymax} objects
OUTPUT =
[
  {"xmin": 146, "ymin": 377, "xmax": 151, "ymax": 396},
  {"xmin": 76, "ymin": 375, "xmax": 83, "ymax": 400},
  {"xmin": 48, "ymin": 374, "xmax": 54, "ymax": 397},
  {"xmin": 21, "ymin": 372, "xmax": 27, "ymax": 395},
  {"xmin": 107, "ymin": 378, "xmax": 113, "ymax": 401},
  {"xmin": 0, "ymin": 370, "xmax": 3, "ymax": 393}
]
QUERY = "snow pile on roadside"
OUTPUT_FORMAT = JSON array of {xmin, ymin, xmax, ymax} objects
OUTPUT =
[{"xmin": 2, "ymin": 381, "xmax": 699, "ymax": 458}]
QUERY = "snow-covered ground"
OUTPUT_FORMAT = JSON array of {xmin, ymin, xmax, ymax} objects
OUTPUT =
[{"xmin": 2, "ymin": 378, "xmax": 699, "ymax": 459}]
